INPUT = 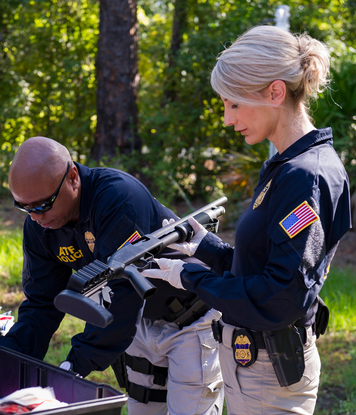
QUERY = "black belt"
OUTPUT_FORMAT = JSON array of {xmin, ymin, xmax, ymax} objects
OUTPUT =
[
  {"xmin": 125, "ymin": 353, "xmax": 168, "ymax": 386},
  {"xmin": 211, "ymin": 320, "xmax": 307, "ymax": 347},
  {"xmin": 125, "ymin": 354, "xmax": 168, "ymax": 404},
  {"xmin": 127, "ymin": 381, "xmax": 167, "ymax": 404}
]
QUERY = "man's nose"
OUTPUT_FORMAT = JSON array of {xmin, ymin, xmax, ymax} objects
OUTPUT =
[{"xmin": 29, "ymin": 211, "xmax": 44, "ymax": 221}]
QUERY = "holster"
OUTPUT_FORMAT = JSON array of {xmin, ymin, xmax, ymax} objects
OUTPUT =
[
  {"xmin": 263, "ymin": 325, "xmax": 305, "ymax": 387},
  {"xmin": 111, "ymin": 354, "xmax": 128, "ymax": 390}
]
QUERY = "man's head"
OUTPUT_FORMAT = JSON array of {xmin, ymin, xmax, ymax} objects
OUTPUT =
[{"xmin": 9, "ymin": 136, "xmax": 81, "ymax": 229}]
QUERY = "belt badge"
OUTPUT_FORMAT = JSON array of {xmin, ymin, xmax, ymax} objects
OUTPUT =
[{"xmin": 232, "ymin": 329, "xmax": 257, "ymax": 368}]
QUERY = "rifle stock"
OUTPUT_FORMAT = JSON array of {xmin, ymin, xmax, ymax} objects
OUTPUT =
[{"xmin": 54, "ymin": 196, "xmax": 227, "ymax": 327}]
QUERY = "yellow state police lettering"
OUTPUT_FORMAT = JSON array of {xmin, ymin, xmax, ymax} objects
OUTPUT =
[{"xmin": 57, "ymin": 246, "xmax": 83, "ymax": 263}]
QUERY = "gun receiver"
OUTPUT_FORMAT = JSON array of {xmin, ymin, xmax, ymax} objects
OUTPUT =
[{"xmin": 54, "ymin": 196, "xmax": 227, "ymax": 327}]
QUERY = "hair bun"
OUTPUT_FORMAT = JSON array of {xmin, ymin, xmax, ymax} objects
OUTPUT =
[
  {"xmin": 298, "ymin": 34, "xmax": 330, "ymax": 97},
  {"xmin": 210, "ymin": 25, "xmax": 331, "ymax": 110}
]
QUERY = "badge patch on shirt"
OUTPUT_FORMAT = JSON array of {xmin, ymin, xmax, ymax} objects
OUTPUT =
[
  {"xmin": 280, "ymin": 201, "xmax": 319, "ymax": 238},
  {"xmin": 117, "ymin": 231, "xmax": 141, "ymax": 250},
  {"xmin": 85, "ymin": 231, "xmax": 96, "ymax": 253},
  {"xmin": 253, "ymin": 180, "xmax": 272, "ymax": 210}
]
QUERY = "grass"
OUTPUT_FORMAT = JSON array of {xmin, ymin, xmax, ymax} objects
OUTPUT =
[
  {"xmin": 0, "ymin": 230, "xmax": 23, "ymax": 287},
  {"xmin": 315, "ymin": 267, "xmax": 356, "ymax": 414},
  {"xmin": 1, "ymin": 226, "xmax": 356, "ymax": 414},
  {"xmin": 320, "ymin": 267, "xmax": 356, "ymax": 332}
]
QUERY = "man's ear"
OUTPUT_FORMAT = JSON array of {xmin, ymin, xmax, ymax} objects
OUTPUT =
[
  {"xmin": 268, "ymin": 80, "xmax": 286, "ymax": 106},
  {"xmin": 69, "ymin": 165, "xmax": 80, "ymax": 190}
]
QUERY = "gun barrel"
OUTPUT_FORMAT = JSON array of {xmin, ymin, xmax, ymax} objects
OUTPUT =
[
  {"xmin": 151, "ymin": 196, "xmax": 227, "ymax": 239},
  {"xmin": 107, "ymin": 202, "xmax": 227, "ymax": 272}
]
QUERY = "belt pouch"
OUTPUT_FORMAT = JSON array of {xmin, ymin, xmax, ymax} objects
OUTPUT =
[
  {"xmin": 262, "ymin": 325, "xmax": 305, "ymax": 387},
  {"xmin": 232, "ymin": 329, "xmax": 257, "ymax": 368},
  {"xmin": 314, "ymin": 296, "xmax": 329, "ymax": 338}
]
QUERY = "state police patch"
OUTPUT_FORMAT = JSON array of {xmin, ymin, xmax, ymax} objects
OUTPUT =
[{"xmin": 280, "ymin": 201, "xmax": 319, "ymax": 238}]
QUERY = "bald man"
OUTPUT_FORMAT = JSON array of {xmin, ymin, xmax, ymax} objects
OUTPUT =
[
  {"xmin": 9, "ymin": 137, "xmax": 80, "ymax": 229},
  {"xmin": 1, "ymin": 137, "xmax": 223, "ymax": 415}
]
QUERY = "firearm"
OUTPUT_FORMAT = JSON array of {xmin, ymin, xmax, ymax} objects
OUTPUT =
[{"xmin": 54, "ymin": 196, "xmax": 227, "ymax": 328}]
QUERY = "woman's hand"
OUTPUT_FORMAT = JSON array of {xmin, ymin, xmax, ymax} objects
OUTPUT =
[
  {"xmin": 164, "ymin": 217, "xmax": 208, "ymax": 256},
  {"xmin": 141, "ymin": 258, "xmax": 186, "ymax": 290}
]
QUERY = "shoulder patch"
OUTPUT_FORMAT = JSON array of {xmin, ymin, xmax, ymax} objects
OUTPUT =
[
  {"xmin": 117, "ymin": 231, "xmax": 141, "ymax": 250},
  {"xmin": 279, "ymin": 201, "xmax": 319, "ymax": 238}
]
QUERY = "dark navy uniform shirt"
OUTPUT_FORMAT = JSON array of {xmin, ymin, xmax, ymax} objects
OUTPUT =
[
  {"xmin": 182, "ymin": 128, "xmax": 351, "ymax": 331},
  {"xmin": 0, "ymin": 163, "xmax": 195, "ymax": 376}
]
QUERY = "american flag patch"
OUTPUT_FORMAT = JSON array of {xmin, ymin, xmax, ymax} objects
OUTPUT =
[
  {"xmin": 117, "ymin": 231, "xmax": 141, "ymax": 250},
  {"xmin": 279, "ymin": 201, "xmax": 319, "ymax": 238}
]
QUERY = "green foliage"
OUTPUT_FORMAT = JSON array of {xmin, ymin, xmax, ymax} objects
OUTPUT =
[
  {"xmin": 312, "ymin": 40, "xmax": 356, "ymax": 192},
  {"xmin": 321, "ymin": 267, "xmax": 356, "ymax": 332},
  {"xmin": 138, "ymin": 0, "xmax": 267, "ymax": 202},
  {"xmin": 137, "ymin": 0, "xmax": 356, "ymax": 203},
  {"xmin": 1, "ymin": 0, "xmax": 356, "ymax": 204},
  {"xmin": 315, "ymin": 267, "xmax": 356, "ymax": 414},
  {"xmin": 0, "ymin": 229, "xmax": 23, "ymax": 287},
  {"xmin": 0, "ymin": 0, "xmax": 99, "ymax": 190},
  {"xmin": 317, "ymin": 331, "xmax": 356, "ymax": 415}
]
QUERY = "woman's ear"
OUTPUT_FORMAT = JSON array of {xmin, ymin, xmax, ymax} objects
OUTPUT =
[{"xmin": 268, "ymin": 80, "xmax": 286, "ymax": 106}]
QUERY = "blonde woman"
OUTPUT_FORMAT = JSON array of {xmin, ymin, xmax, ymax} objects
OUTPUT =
[{"xmin": 143, "ymin": 25, "xmax": 351, "ymax": 414}]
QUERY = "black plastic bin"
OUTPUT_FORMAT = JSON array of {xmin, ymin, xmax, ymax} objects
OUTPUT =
[{"xmin": 0, "ymin": 347, "xmax": 127, "ymax": 415}]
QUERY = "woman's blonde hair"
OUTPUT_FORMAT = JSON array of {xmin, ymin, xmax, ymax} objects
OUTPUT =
[{"xmin": 211, "ymin": 25, "xmax": 330, "ymax": 109}]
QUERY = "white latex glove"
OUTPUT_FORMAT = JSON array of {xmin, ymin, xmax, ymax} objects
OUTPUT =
[
  {"xmin": 165, "ymin": 217, "xmax": 208, "ymax": 256},
  {"xmin": 162, "ymin": 218, "xmax": 175, "ymax": 227},
  {"xmin": 141, "ymin": 258, "xmax": 186, "ymax": 290}
]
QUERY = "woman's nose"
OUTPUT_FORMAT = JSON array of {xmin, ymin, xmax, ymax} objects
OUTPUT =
[{"xmin": 224, "ymin": 111, "xmax": 235, "ymax": 127}]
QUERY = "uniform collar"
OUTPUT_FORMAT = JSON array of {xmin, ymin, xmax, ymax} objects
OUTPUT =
[
  {"xmin": 75, "ymin": 162, "xmax": 91, "ymax": 225},
  {"xmin": 268, "ymin": 127, "xmax": 333, "ymax": 164}
]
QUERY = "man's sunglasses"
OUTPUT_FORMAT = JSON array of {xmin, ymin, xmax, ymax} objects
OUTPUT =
[{"xmin": 13, "ymin": 162, "xmax": 70, "ymax": 214}]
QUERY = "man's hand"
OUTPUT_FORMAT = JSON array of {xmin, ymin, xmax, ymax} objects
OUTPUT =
[{"xmin": 141, "ymin": 258, "xmax": 186, "ymax": 290}]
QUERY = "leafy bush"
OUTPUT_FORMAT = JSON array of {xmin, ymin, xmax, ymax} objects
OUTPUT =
[
  {"xmin": 1, "ymin": 0, "xmax": 356, "ymax": 205},
  {"xmin": 0, "ymin": 229, "xmax": 23, "ymax": 287},
  {"xmin": 312, "ymin": 40, "xmax": 356, "ymax": 193}
]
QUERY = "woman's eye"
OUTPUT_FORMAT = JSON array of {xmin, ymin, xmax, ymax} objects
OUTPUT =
[{"xmin": 232, "ymin": 104, "xmax": 238, "ymax": 109}]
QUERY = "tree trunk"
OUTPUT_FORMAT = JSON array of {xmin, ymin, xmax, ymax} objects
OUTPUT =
[
  {"xmin": 91, "ymin": 0, "xmax": 140, "ymax": 161},
  {"xmin": 162, "ymin": 0, "xmax": 188, "ymax": 104}
]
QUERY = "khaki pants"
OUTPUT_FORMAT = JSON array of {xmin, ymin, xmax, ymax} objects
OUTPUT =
[
  {"xmin": 125, "ymin": 308, "xmax": 224, "ymax": 415},
  {"xmin": 219, "ymin": 322, "xmax": 320, "ymax": 415}
]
